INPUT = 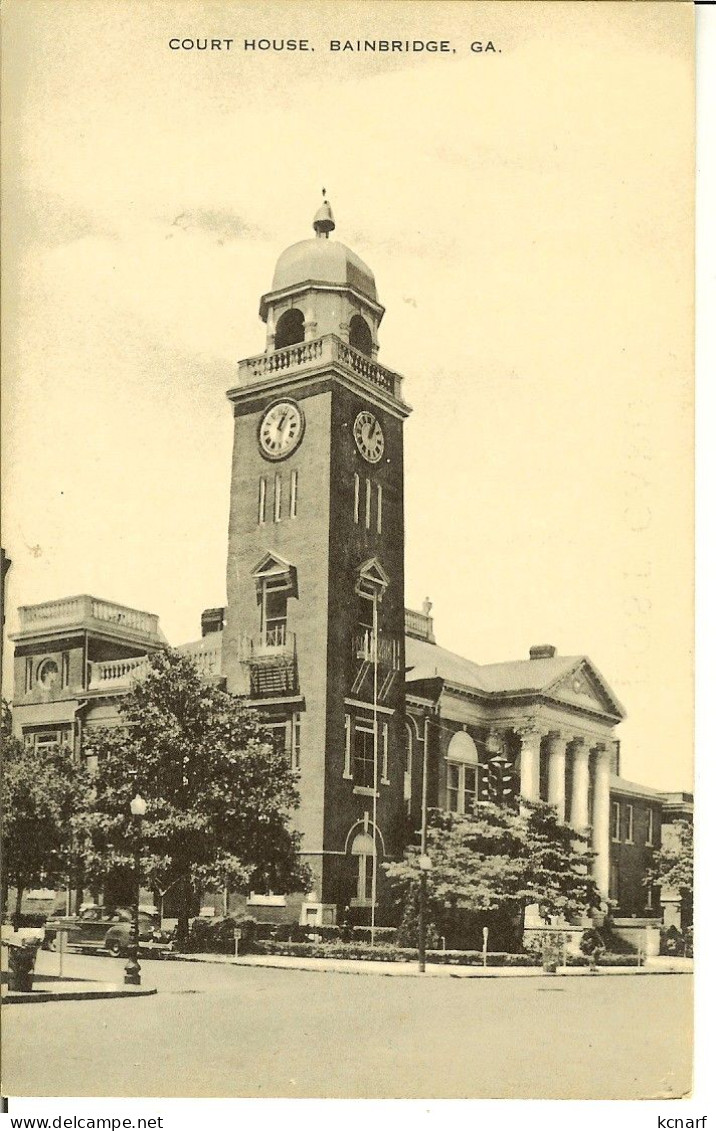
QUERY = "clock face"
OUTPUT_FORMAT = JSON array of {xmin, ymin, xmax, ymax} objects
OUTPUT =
[
  {"xmin": 353, "ymin": 410, "xmax": 385, "ymax": 464},
  {"xmin": 258, "ymin": 400, "xmax": 304, "ymax": 460}
]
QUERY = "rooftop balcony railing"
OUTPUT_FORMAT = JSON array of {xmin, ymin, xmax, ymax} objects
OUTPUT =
[
  {"xmin": 404, "ymin": 607, "xmax": 436, "ymax": 643},
  {"xmin": 18, "ymin": 596, "xmax": 160, "ymax": 638},
  {"xmin": 234, "ymin": 333, "xmax": 403, "ymax": 401},
  {"xmin": 88, "ymin": 656, "xmax": 150, "ymax": 690},
  {"xmin": 353, "ymin": 630, "xmax": 401, "ymax": 670},
  {"xmin": 238, "ymin": 628, "xmax": 296, "ymax": 661},
  {"xmin": 177, "ymin": 636, "xmax": 223, "ymax": 678}
]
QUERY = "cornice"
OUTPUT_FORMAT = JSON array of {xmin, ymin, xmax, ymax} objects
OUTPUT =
[{"xmin": 227, "ymin": 362, "xmax": 411, "ymax": 422}]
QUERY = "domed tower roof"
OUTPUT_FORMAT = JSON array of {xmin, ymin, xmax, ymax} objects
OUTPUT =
[
  {"xmin": 267, "ymin": 195, "xmax": 378, "ymax": 304},
  {"xmin": 271, "ymin": 239, "xmax": 377, "ymax": 301}
]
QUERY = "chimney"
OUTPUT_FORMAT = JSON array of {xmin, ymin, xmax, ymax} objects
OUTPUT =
[{"xmin": 529, "ymin": 644, "xmax": 556, "ymax": 660}]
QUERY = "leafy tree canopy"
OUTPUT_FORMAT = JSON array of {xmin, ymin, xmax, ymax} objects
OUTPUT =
[
  {"xmin": 646, "ymin": 819, "xmax": 693, "ymax": 894},
  {"xmin": 385, "ymin": 800, "xmax": 602, "ymax": 946},
  {"xmin": 73, "ymin": 651, "xmax": 310, "ymax": 938},
  {"xmin": 1, "ymin": 701, "xmax": 91, "ymax": 923}
]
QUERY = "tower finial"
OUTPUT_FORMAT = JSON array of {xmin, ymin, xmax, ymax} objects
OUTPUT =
[{"xmin": 313, "ymin": 191, "xmax": 335, "ymax": 239}]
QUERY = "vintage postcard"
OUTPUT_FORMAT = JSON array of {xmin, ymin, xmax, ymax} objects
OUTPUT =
[{"xmin": 1, "ymin": 0, "xmax": 697, "ymax": 1116}]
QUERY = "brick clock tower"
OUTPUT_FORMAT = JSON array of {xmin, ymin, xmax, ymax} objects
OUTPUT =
[{"xmin": 223, "ymin": 197, "xmax": 411, "ymax": 925}]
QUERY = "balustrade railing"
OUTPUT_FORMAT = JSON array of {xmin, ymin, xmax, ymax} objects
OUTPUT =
[
  {"xmin": 234, "ymin": 334, "xmax": 402, "ymax": 399},
  {"xmin": 19, "ymin": 595, "xmax": 159, "ymax": 637},
  {"xmin": 177, "ymin": 637, "xmax": 223, "ymax": 677},
  {"xmin": 404, "ymin": 607, "xmax": 435, "ymax": 643},
  {"xmin": 88, "ymin": 656, "xmax": 150, "ymax": 689},
  {"xmin": 238, "ymin": 630, "xmax": 297, "ymax": 661}
]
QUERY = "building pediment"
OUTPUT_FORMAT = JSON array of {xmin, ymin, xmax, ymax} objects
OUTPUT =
[
  {"xmin": 356, "ymin": 556, "xmax": 389, "ymax": 596},
  {"xmin": 250, "ymin": 552, "xmax": 297, "ymax": 597},
  {"xmin": 546, "ymin": 660, "xmax": 625, "ymax": 720}
]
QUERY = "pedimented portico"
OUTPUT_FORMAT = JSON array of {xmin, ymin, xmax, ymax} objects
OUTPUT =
[{"xmin": 404, "ymin": 626, "xmax": 626, "ymax": 901}]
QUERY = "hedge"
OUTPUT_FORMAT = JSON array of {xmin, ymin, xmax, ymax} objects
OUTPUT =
[{"xmin": 253, "ymin": 941, "xmax": 548, "ymax": 965}]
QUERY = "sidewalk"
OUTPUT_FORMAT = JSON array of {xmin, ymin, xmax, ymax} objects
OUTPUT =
[
  {"xmin": 1, "ymin": 960, "xmax": 158, "ymax": 1004},
  {"xmin": 2, "ymin": 979, "xmax": 158, "ymax": 1004},
  {"xmin": 166, "ymin": 951, "xmax": 694, "ymax": 979}
]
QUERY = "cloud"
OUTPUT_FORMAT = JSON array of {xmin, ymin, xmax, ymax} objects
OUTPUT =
[{"xmin": 165, "ymin": 208, "xmax": 265, "ymax": 245}]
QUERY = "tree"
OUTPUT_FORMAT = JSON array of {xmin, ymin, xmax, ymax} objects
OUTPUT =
[
  {"xmin": 647, "ymin": 819, "xmax": 693, "ymax": 894},
  {"xmin": 385, "ymin": 800, "xmax": 601, "ymax": 950},
  {"xmin": 1, "ymin": 701, "xmax": 90, "ymax": 925},
  {"xmin": 520, "ymin": 800, "xmax": 601, "ymax": 924},
  {"xmin": 73, "ymin": 650, "xmax": 310, "ymax": 946}
]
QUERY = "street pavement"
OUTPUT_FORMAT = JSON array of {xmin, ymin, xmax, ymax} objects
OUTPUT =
[{"xmin": 2, "ymin": 949, "xmax": 692, "ymax": 1100}]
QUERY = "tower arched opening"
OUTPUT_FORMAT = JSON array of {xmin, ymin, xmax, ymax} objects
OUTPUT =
[
  {"xmin": 349, "ymin": 314, "xmax": 373, "ymax": 356},
  {"xmin": 275, "ymin": 308, "xmax": 305, "ymax": 350}
]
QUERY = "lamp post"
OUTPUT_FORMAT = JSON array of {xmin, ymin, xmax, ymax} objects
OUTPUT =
[
  {"xmin": 417, "ymin": 715, "xmax": 431, "ymax": 973},
  {"xmin": 124, "ymin": 792, "xmax": 147, "ymax": 986}
]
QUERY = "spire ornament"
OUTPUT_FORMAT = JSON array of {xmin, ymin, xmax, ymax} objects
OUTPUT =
[{"xmin": 313, "ymin": 190, "xmax": 335, "ymax": 238}]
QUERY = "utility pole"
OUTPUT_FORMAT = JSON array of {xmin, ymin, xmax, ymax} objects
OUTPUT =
[{"xmin": 418, "ymin": 715, "xmax": 431, "ymax": 973}]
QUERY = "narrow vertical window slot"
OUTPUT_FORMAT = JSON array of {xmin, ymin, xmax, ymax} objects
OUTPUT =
[
  {"xmin": 343, "ymin": 714, "xmax": 352, "ymax": 779},
  {"xmin": 365, "ymin": 479, "xmax": 371, "ymax": 530},
  {"xmin": 381, "ymin": 722, "xmax": 389, "ymax": 784},
  {"xmin": 258, "ymin": 477, "xmax": 267, "ymax": 524},
  {"xmin": 290, "ymin": 470, "xmax": 298, "ymax": 518},
  {"xmin": 376, "ymin": 483, "xmax": 383, "ymax": 534},
  {"xmin": 354, "ymin": 474, "xmax": 360, "ymax": 524},
  {"xmin": 274, "ymin": 474, "xmax": 282, "ymax": 522}
]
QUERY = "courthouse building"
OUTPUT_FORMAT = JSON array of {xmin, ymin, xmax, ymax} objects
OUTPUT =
[{"xmin": 8, "ymin": 200, "xmax": 691, "ymax": 933}]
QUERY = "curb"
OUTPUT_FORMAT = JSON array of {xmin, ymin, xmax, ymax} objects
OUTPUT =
[
  {"xmin": 165, "ymin": 952, "xmax": 693, "ymax": 979},
  {"xmin": 2, "ymin": 985, "xmax": 158, "ymax": 1004}
]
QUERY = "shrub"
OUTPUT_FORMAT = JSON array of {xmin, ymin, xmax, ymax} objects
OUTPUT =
[
  {"xmin": 684, "ymin": 925, "xmax": 693, "ymax": 958},
  {"xmin": 254, "ymin": 922, "xmax": 279, "ymax": 942},
  {"xmin": 580, "ymin": 927, "xmax": 606, "ymax": 956},
  {"xmin": 315, "ymin": 924, "xmax": 342, "ymax": 943},
  {"xmin": 181, "ymin": 915, "xmax": 257, "ymax": 954},
  {"xmin": 251, "ymin": 940, "xmax": 545, "ymax": 966},
  {"xmin": 660, "ymin": 925, "xmax": 685, "ymax": 957},
  {"xmin": 8, "ymin": 912, "xmax": 49, "ymax": 928},
  {"xmin": 185, "ymin": 916, "xmax": 212, "ymax": 953},
  {"xmin": 353, "ymin": 926, "xmax": 398, "ymax": 945}
]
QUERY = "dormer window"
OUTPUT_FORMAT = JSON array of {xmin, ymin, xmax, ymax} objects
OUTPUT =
[
  {"xmin": 275, "ymin": 308, "xmax": 305, "ymax": 350},
  {"xmin": 349, "ymin": 314, "xmax": 372, "ymax": 356}
]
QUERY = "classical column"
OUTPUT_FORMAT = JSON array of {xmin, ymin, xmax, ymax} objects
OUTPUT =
[
  {"xmin": 516, "ymin": 723, "xmax": 542, "ymax": 807},
  {"xmin": 485, "ymin": 727, "xmax": 503, "ymax": 758},
  {"xmin": 547, "ymin": 732, "xmax": 568, "ymax": 821},
  {"xmin": 591, "ymin": 745, "xmax": 613, "ymax": 898},
  {"xmin": 570, "ymin": 738, "xmax": 590, "ymax": 830}
]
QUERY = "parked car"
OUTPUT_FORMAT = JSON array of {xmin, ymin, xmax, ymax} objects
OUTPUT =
[{"xmin": 44, "ymin": 905, "xmax": 172, "ymax": 958}]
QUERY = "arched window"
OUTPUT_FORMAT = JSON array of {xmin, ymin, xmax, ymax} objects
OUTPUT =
[
  {"xmin": 275, "ymin": 308, "xmax": 305, "ymax": 350},
  {"xmin": 349, "ymin": 314, "xmax": 372, "ymax": 356},
  {"xmin": 351, "ymin": 832, "xmax": 376, "ymax": 904},
  {"xmin": 446, "ymin": 730, "xmax": 479, "ymax": 814}
]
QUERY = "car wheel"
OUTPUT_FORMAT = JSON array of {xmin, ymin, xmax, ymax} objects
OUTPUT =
[
  {"xmin": 106, "ymin": 939, "xmax": 123, "ymax": 958},
  {"xmin": 44, "ymin": 937, "xmax": 58, "ymax": 952}
]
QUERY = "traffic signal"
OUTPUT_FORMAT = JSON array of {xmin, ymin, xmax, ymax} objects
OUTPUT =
[{"xmin": 492, "ymin": 754, "xmax": 514, "ymax": 802}]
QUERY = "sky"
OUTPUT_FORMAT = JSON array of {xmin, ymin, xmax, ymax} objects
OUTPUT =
[{"xmin": 1, "ymin": 0, "xmax": 694, "ymax": 790}]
